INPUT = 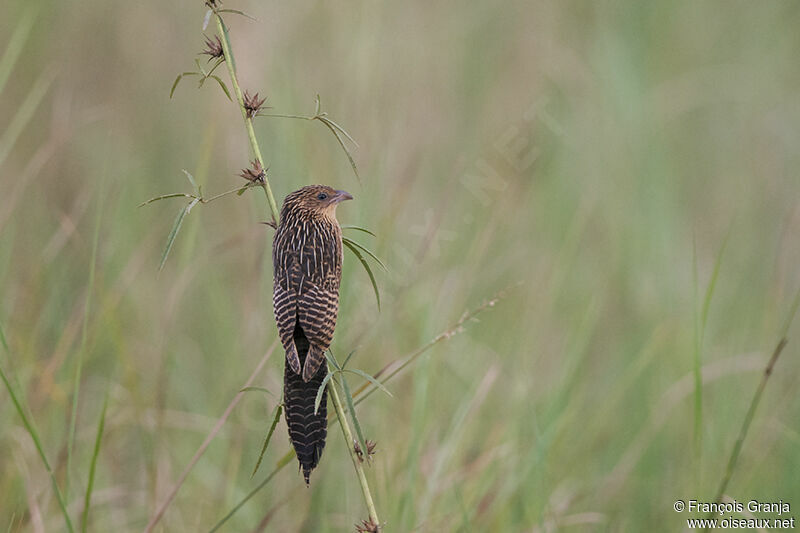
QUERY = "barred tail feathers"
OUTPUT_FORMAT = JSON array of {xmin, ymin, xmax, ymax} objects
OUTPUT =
[{"xmin": 283, "ymin": 325, "xmax": 328, "ymax": 484}]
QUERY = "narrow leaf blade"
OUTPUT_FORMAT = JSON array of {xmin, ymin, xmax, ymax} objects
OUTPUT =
[
  {"xmin": 342, "ymin": 236, "xmax": 387, "ymax": 271},
  {"xmin": 344, "ymin": 368, "xmax": 393, "ymax": 398},
  {"xmin": 315, "ymin": 371, "xmax": 335, "ymax": 415},
  {"xmin": 250, "ymin": 403, "xmax": 282, "ymax": 478},
  {"xmin": 159, "ymin": 203, "xmax": 192, "ymax": 271},
  {"xmin": 210, "ymin": 75, "xmax": 233, "ymax": 101},
  {"xmin": 343, "ymin": 239, "xmax": 381, "ymax": 310},
  {"xmin": 341, "ymin": 225, "xmax": 376, "ymax": 237}
]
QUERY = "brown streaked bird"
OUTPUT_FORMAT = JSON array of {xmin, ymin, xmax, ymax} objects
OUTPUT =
[{"xmin": 273, "ymin": 184, "xmax": 353, "ymax": 484}]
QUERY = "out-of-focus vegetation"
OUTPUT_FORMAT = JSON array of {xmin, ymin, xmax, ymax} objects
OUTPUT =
[{"xmin": 2, "ymin": 1, "xmax": 800, "ymax": 531}]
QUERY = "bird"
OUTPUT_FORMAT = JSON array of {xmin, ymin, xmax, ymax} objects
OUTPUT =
[{"xmin": 272, "ymin": 184, "xmax": 353, "ymax": 484}]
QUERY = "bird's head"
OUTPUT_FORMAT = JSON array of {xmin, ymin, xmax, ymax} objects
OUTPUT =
[{"xmin": 281, "ymin": 185, "xmax": 353, "ymax": 221}]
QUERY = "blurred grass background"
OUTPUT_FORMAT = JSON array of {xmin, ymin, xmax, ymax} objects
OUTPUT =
[{"xmin": 2, "ymin": 0, "xmax": 800, "ymax": 531}]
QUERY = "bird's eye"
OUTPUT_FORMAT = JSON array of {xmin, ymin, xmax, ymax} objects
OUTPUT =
[{"xmin": 317, "ymin": 193, "xmax": 328, "ymax": 201}]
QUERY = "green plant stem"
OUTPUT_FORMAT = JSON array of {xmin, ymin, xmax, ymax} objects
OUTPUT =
[
  {"xmin": 703, "ymin": 338, "xmax": 788, "ymax": 530},
  {"xmin": 702, "ymin": 289, "xmax": 800, "ymax": 531},
  {"xmin": 329, "ymin": 377, "xmax": 380, "ymax": 525},
  {"xmin": 0, "ymin": 366, "xmax": 74, "ymax": 532},
  {"xmin": 212, "ymin": 12, "xmax": 279, "ymax": 223}
]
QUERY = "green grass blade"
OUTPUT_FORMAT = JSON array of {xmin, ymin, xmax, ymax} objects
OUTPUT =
[
  {"xmin": 82, "ymin": 394, "xmax": 108, "ymax": 533},
  {"xmin": 159, "ymin": 199, "xmax": 197, "ymax": 271},
  {"xmin": 342, "ymin": 236, "xmax": 387, "ymax": 271},
  {"xmin": 343, "ymin": 239, "xmax": 380, "ymax": 310},
  {"xmin": 169, "ymin": 72, "xmax": 199, "ymax": 98},
  {"xmin": 315, "ymin": 371, "xmax": 335, "ymax": 415},
  {"xmin": 218, "ymin": 9, "xmax": 257, "ymax": 21},
  {"xmin": 250, "ymin": 403, "xmax": 282, "ymax": 478},
  {"xmin": 317, "ymin": 117, "xmax": 361, "ymax": 184},
  {"xmin": 338, "ymin": 374, "xmax": 368, "ymax": 466},
  {"xmin": 341, "ymin": 349, "xmax": 357, "ymax": 369},
  {"xmin": 0, "ymin": 364, "xmax": 74, "ymax": 532},
  {"xmin": 701, "ymin": 230, "xmax": 731, "ymax": 332},
  {"xmin": 239, "ymin": 386, "xmax": 273, "ymax": 396},
  {"xmin": 210, "ymin": 75, "xmax": 232, "ymax": 101},
  {"xmin": 341, "ymin": 225, "xmax": 376, "ymax": 237},
  {"xmin": 693, "ymin": 231, "xmax": 729, "ymax": 455},
  {"xmin": 208, "ymin": 452, "xmax": 295, "ymax": 533},
  {"xmin": 342, "ymin": 368, "xmax": 392, "ymax": 398},
  {"xmin": 182, "ymin": 169, "xmax": 199, "ymax": 193},
  {"xmin": 325, "ymin": 350, "xmax": 342, "ymax": 371},
  {"xmin": 138, "ymin": 193, "xmax": 195, "ymax": 207}
]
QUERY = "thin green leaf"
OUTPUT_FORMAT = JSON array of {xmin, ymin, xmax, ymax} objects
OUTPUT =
[
  {"xmin": 209, "ymin": 452, "xmax": 295, "ymax": 532},
  {"xmin": 239, "ymin": 386, "xmax": 273, "ymax": 396},
  {"xmin": 317, "ymin": 117, "xmax": 361, "ymax": 184},
  {"xmin": 342, "ymin": 236, "xmax": 387, "ymax": 271},
  {"xmin": 206, "ymin": 57, "xmax": 225, "ymax": 77},
  {"xmin": 0, "ymin": 364, "xmax": 74, "ymax": 532},
  {"xmin": 82, "ymin": 394, "xmax": 108, "ymax": 533},
  {"xmin": 320, "ymin": 115, "xmax": 359, "ymax": 148},
  {"xmin": 701, "ymin": 231, "xmax": 731, "ymax": 333},
  {"xmin": 325, "ymin": 350, "xmax": 342, "ymax": 371},
  {"xmin": 66, "ymin": 188, "xmax": 103, "ymax": 501},
  {"xmin": 210, "ymin": 75, "xmax": 233, "ymax": 101},
  {"xmin": 159, "ymin": 200, "xmax": 197, "ymax": 271},
  {"xmin": 314, "ymin": 371, "xmax": 335, "ymax": 415},
  {"xmin": 218, "ymin": 9, "xmax": 257, "ymax": 21},
  {"xmin": 250, "ymin": 403, "xmax": 282, "ymax": 478},
  {"xmin": 342, "ymin": 368, "xmax": 392, "ymax": 398},
  {"xmin": 138, "ymin": 193, "xmax": 195, "ymax": 208},
  {"xmin": 341, "ymin": 225, "xmax": 376, "ymax": 237},
  {"xmin": 170, "ymin": 72, "xmax": 199, "ymax": 98},
  {"xmin": 343, "ymin": 239, "xmax": 380, "ymax": 310},
  {"xmin": 341, "ymin": 350, "xmax": 356, "ymax": 369},
  {"xmin": 182, "ymin": 169, "xmax": 199, "ymax": 194},
  {"xmin": 216, "ymin": 15, "xmax": 236, "ymax": 72},
  {"xmin": 338, "ymin": 375, "xmax": 368, "ymax": 463}
]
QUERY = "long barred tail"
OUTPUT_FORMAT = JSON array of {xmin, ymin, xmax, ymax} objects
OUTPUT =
[{"xmin": 284, "ymin": 325, "xmax": 328, "ymax": 484}]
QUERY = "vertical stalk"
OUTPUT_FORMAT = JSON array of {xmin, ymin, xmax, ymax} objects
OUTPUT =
[
  {"xmin": 329, "ymin": 377, "xmax": 380, "ymax": 525},
  {"xmin": 212, "ymin": 12, "xmax": 280, "ymax": 223}
]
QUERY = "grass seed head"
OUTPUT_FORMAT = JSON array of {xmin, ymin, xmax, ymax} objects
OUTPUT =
[
  {"xmin": 200, "ymin": 35, "xmax": 224, "ymax": 61},
  {"xmin": 238, "ymin": 159, "xmax": 265, "ymax": 183},
  {"xmin": 243, "ymin": 90, "xmax": 268, "ymax": 119}
]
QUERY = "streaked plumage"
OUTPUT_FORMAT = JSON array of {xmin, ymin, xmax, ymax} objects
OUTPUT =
[{"xmin": 273, "ymin": 185, "xmax": 352, "ymax": 483}]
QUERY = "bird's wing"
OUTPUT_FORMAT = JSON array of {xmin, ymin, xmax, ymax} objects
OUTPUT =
[
  {"xmin": 273, "ymin": 278, "xmax": 300, "ymax": 374},
  {"xmin": 297, "ymin": 276, "xmax": 339, "ymax": 379},
  {"xmin": 273, "ymin": 231, "xmax": 302, "ymax": 374}
]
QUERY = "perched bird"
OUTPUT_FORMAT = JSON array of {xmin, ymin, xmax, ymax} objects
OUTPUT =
[{"xmin": 272, "ymin": 185, "xmax": 353, "ymax": 483}]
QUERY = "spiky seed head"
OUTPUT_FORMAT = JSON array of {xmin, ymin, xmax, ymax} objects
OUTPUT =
[
  {"xmin": 354, "ymin": 439, "xmax": 377, "ymax": 464},
  {"xmin": 200, "ymin": 35, "xmax": 224, "ymax": 61},
  {"xmin": 355, "ymin": 519, "xmax": 380, "ymax": 533},
  {"xmin": 243, "ymin": 90, "xmax": 267, "ymax": 119},
  {"xmin": 238, "ymin": 159, "xmax": 265, "ymax": 183}
]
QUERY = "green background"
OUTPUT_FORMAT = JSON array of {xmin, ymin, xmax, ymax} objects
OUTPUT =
[{"xmin": 1, "ymin": 1, "xmax": 800, "ymax": 531}]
